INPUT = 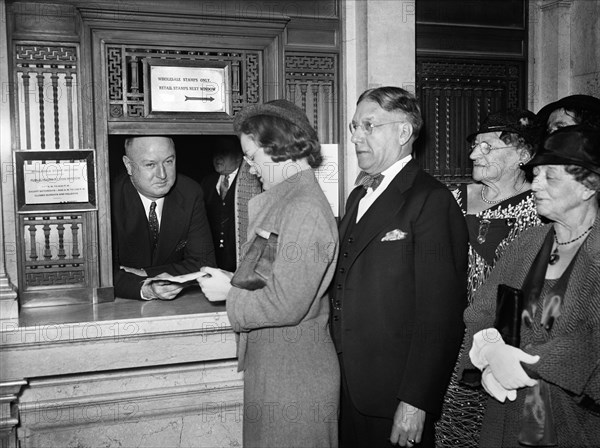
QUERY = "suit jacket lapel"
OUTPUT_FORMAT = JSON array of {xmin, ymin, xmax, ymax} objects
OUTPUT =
[
  {"xmin": 350, "ymin": 159, "xmax": 420, "ymax": 261},
  {"xmin": 339, "ymin": 186, "xmax": 365, "ymax": 239}
]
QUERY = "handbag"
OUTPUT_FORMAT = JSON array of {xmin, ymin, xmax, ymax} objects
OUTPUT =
[
  {"xmin": 231, "ymin": 229, "xmax": 278, "ymax": 290},
  {"xmin": 494, "ymin": 283, "xmax": 523, "ymax": 347}
]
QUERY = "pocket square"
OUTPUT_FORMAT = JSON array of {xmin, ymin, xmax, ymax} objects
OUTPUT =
[{"xmin": 381, "ymin": 229, "xmax": 407, "ymax": 242}]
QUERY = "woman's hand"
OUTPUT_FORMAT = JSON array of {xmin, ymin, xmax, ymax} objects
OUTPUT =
[
  {"xmin": 197, "ymin": 267, "xmax": 233, "ymax": 302},
  {"xmin": 471, "ymin": 328, "xmax": 539, "ymax": 390},
  {"xmin": 484, "ymin": 343, "xmax": 539, "ymax": 389}
]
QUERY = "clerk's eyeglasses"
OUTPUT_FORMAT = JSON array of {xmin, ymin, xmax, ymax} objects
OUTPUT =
[{"xmin": 349, "ymin": 120, "xmax": 405, "ymax": 135}]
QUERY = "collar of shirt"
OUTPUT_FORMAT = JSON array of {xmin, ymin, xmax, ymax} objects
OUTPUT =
[
  {"xmin": 138, "ymin": 193, "xmax": 165, "ymax": 227},
  {"xmin": 356, "ymin": 154, "xmax": 412, "ymax": 222},
  {"xmin": 216, "ymin": 167, "xmax": 239, "ymax": 193}
]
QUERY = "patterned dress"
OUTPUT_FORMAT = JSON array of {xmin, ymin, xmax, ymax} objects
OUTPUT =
[{"xmin": 435, "ymin": 184, "xmax": 541, "ymax": 447}]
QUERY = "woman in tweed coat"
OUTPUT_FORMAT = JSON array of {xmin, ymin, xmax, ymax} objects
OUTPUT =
[
  {"xmin": 461, "ymin": 125, "xmax": 600, "ymax": 447},
  {"xmin": 199, "ymin": 100, "xmax": 339, "ymax": 448}
]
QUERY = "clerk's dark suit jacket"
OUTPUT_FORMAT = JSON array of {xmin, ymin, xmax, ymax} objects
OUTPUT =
[
  {"xmin": 201, "ymin": 171, "xmax": 239, "ymax": 272},
  {"xmin": 330, "ymin": 158, "xmax": 468, "ymax": 421},
  {"xmin": 111, "ymin": 173, "xmax": 216, "ymax": 299}
]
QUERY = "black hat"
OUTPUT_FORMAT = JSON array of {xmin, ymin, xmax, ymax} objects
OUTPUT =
[
  {"xmin": 536, "ymin": 94, "xmax": 600, "ymax": 124},
  {"xmin": 233, "ymin": 99, "xmax": 317, "ymax": 139},
  {"xmin": 523, "ymin": 125, "xmax": 600, "ymax": 175},
  {"xmin": 466, "ymin": 108, "xmax": 538, "ymax": 143}
]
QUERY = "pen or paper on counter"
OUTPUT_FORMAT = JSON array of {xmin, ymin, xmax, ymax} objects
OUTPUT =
[{"xmin": 145, "ymin": 271, "xmax": 211, "ymax": 288}]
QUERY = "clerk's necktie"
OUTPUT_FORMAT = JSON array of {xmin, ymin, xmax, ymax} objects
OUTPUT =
[
  {"xmin": 219, "ymin": 174, "xmax": 230, "ymax": 200},
  {"xmin": 355, "ymin": 171, "xmax": 385, "ymax": 191},
  {"xmin": 148, "ymin": 201, "xmax": 159, "ymax": 252}
]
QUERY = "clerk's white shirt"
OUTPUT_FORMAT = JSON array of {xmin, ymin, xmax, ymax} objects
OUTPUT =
[
  {"xmin": 215, "ymin": 168, "xmax": 239, "ymax": 194},
  {"xmin": 138, "ymin": 194, "xmax": 165, "ymax": 228},
  {"xmin": 356, "ymin": 154, "xmax": 412, "ymax": 222}
]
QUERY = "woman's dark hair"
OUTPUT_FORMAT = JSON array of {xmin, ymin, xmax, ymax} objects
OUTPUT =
[
  {"xmin": 565, "ymin": 164, "xmax": 600, "ymax": 204},
  {"xmin": 561, "ymin": 108, "xmax": 600, "ymax": 129},
  {"xmin": 238, "ymin": 114, "xmax": 323, "ymax": 168}
]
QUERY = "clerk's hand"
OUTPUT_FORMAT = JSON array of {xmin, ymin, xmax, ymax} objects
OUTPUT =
[
  {"xmin": 141, "ymin": 272, "xmax": 183, "ymax": 300},
  {"xmin": 197, "ymin": 267, "xmax": 233, "ymax": 302}
]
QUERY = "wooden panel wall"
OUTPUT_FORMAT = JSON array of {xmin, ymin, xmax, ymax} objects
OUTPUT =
[
  {"xmin": 416, "ymin": 0, "xmax": 528, "ymax": 186},
  {"xmin": 6, "ymin": 0, "xmax": 341, "ymax": 304}
]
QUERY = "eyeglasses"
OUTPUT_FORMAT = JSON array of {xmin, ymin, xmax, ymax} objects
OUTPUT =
[
  {"xmin": 349, "ymin": 120, "xmax": 405, "ymax": 135},
  {"xmin": 243, "ymin": 147, "xmax": 262, "ymax": 164},
  {"xmin": 470, "ymin": 141, "xmax": 513, "ymax": 155}
]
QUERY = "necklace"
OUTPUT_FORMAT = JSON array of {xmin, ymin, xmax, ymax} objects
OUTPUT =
[
  {"xmin": 480, "ymin": 185, "xmax": 523, "ymax": 205},
  {"xmin": 549, "ymin": 224, "xmax": 594, "ymax": 265}
]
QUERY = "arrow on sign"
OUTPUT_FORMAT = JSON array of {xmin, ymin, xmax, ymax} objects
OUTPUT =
[{"xmin": 184, "ymin": 96, "xmax": 215, "ymax": 102}]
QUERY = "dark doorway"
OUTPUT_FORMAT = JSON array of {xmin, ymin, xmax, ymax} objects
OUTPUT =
[{"xmin": 108, "ymin": 134, "xmax": 242, "ymax": 186}]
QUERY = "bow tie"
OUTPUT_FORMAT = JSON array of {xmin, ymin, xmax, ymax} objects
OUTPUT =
[{"xmin": 355, "ymin": 171, "xmax": 385, "ymax": 191}]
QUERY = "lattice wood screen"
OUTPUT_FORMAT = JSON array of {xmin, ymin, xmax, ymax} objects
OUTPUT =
[
  {"xmin": 106, "ymin": 45, "xmax": 261, "ymax": 120},
  {"xmin": 13, "ymin": 44, "xmax": 81, "ymax": 150},
  {"xmin": 285, "ymin": 53, "xmax": 338, "ymax": 144},
  {"xmin": 416, "ymin": 58, "xmax": 525, "ymax": 186},
  {"xmin": 12, "ymin": 43, "xmax": 98, "ymax": 305}
]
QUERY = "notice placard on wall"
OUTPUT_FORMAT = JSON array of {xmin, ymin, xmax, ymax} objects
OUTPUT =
[{"xmin": 15, "ymin": 150, "xmax": 97, "ymax": 212}]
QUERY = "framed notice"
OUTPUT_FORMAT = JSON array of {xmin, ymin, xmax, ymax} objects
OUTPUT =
[
  {"xmin": 144, "ymin": 59, "xmax": 232, "ymax": 116},
  {"xmin": 15, "ymin": 150, "xmax": 97, "ymax": 212}
]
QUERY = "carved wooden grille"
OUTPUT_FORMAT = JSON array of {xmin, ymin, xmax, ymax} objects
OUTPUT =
[
  {"xmin": 285, "ymin": 53, "xmax": 338, "ymax": 144},
  {"xmin": 106, "ymin": 45, "xmax": 262, "ymax": 119},
  {"xmin": 14, "ymin": 44, "xmax": 80, "ymax": 149},
  {"xmin": 20, "ymin": 214, "xmax": 88, "ymax": 288},
  {"xmin": 416, "ymin": 58, "xmax": 525, "ymax": 185}
]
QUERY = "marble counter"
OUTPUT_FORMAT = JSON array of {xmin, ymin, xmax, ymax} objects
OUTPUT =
[{"xmin": 0, "ymin": 288, "xmax": 243, "ymax": 447}]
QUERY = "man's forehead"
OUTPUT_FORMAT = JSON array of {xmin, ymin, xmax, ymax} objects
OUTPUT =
[
  {"xmin": 353, "ymin": 100, "xmax": 399, "ymax": 120},
  {"xmin": 128, "ymin": 137, "xmax": 175, "ymax": 157}
]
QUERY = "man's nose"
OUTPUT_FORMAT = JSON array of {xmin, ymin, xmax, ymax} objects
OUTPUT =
[
  {"xmin": 156, "ymin": 164, "xmax": 167, "ymax": 178},
  {"xmin": 350, "ymin": 128, "xmax": 363, "ymax": 144}
]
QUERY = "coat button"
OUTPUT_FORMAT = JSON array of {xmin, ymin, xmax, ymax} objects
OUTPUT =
[
  {"xmin": 339, "ymin": 267, "xmax": 345, "ymax": 273},
  {"xmin": 343, "ymin": 252, "xmax": 348, "ymax": 257},
  {"xmin": 333, "ymin": 315, "xmax": 339, "ymax": 321},
  {"xmin": 335, "ymin": 300, "xmax": 341, "ymax": 307},
  {"xmin": 348, "ymin": 237, "xmax": 354, "ymax": 243},
  {"xmin": 336, "ymin": 284, "xmax": 342, "ymax": 289}
]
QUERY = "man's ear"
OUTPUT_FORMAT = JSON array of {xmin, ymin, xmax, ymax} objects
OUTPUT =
[
  {"xmin": 398, "ymin": 121, "xmax": 414, "ymax": 146},
  {"xmin": 123, "ymin": 155, "xmax": 133, "ymax": 176}
]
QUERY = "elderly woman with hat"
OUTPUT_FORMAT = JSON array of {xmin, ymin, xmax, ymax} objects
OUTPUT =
[
  {"xmin": 537, "ymin": 94, "xmax": 600, "ymax": 135},
  {"xmin": 436, "ymin": 109, "xmax": 542, "ymax": 447},
  {"xmin": 198, "ymin": 100, "xmax": 339, "ymax": 447},
  {"xmin": 460, "ymin": 125, "xmax": 600, "ymax": 447}
]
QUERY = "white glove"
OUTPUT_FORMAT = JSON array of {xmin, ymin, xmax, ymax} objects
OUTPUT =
[
  {"xmin": 470, "ymin": 328, "xmax": 539, "ymax": 390},
  {"xmin": 481, "ymin": 367, "xmax": 517, "ymax": 402}
]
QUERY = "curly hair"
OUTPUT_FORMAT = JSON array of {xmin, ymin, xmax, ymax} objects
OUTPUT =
[
  {"xmin": 357, "ymin": 86, "xmax": 423, "ymax": 138},
  {"xmin": 565, "ymin": 164, "xmax": 600, "ymax": 204},
  {"xmin": 237, "ymin": 114, "xmax": 323, "ymax": 169},
  {"xmin": 499, "ymin": 132, "xmax": 535, "ymax": 158}
]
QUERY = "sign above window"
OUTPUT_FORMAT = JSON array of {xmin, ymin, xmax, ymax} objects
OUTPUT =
[{"xmin": 144, "ymin": 59, "xmax": 232, "ymax": 116}]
